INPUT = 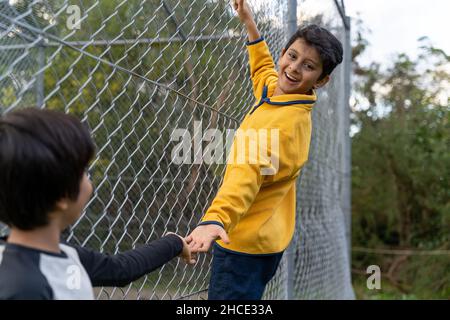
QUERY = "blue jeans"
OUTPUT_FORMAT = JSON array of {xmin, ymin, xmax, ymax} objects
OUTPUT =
[{"xmin": 208, "ymin": 244, "xmax": 283, "ymax": 300}]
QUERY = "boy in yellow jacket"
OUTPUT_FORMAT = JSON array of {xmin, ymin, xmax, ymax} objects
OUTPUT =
[{"xmin": 187, "ymin": 0, "xmax": 343, "ymax": 299}]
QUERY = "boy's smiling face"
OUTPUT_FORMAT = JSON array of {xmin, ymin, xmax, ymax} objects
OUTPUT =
[{"xmin": 275, "ymin": 38, "xmax": 330, "ymax": 96}]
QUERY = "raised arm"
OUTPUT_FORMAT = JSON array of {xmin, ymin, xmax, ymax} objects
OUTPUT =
[
  {"xmin": 233, "ymin": 0, "xmax": 278, "ymax": 99},
  {"xmin": 73, "ymin": 234, "xmax": 194, "ymax": 287},
  {"xmin": 233, "ymin": 0, "xmax": 260, "ymax": 42}
]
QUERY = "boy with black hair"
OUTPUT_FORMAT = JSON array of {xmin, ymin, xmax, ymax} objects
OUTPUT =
[
  {"xmin": 0, "ymin": 107, "xmax": 195, "ymax": 300},
  {"xmin": 187, "ymin": 0, "xmax": 343, "ymax": 299}
]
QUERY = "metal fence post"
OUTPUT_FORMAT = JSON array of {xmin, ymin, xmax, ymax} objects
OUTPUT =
[
  {"xmin": 343, "ymin": 15, "xmax": 352, "ymax": 279},
  {"xmin": 285, "ymin": 0, "xmax": 298, "ymax": 300},
  {"xmin": 287, "ymin": 0, "xmax": 298, "ymax": 38}
]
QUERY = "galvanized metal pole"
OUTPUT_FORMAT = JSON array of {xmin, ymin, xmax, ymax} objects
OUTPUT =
[
  {"xmin": 287, "ymin": 0, "xmax": 298, "ymax": 38},
  {"xmin": 286, "ymin": 0, "xmax": 298, "ymax": 300},
  {"xmin": 343, "ymin": 15, "xmax": 352, "ymax": 279}
]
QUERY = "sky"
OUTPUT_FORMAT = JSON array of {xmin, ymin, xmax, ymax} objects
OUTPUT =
[{"xmin": 343, "ymin": 0, "xmax": 450, "ymax": 66}]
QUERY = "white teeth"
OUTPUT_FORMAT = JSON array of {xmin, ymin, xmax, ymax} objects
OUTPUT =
[{"xmin": 285, "ymin": 72, "xmax": 298, "ymax": 82}]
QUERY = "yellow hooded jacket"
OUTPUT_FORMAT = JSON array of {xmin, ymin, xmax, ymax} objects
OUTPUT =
[{"xmin": 199, "ymin": 38, "xmax": 316, "ymax": 255}]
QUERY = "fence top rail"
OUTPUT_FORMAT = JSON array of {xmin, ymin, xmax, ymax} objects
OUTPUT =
[{"xmin": 0, "ymin": 34, "xmax": 243, "ymax": 50}]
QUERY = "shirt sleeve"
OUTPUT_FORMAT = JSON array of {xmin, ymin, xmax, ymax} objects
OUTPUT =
[
  {"xmin": 200, "ymin": 162, "xmax": 264, "ymax": 233},
  {"xmin": 0, "ymin": 244, "xmax": 54, "ymax": 300},
  {"xmin": 200, "ymin": 118, "xmax": 310, "ymax": 232},
  {"xmin": 73, "ymin": 234, "xmax": 183, "ymax": 287},
  {"xmin": 246, "ymin": 38, "xmax": 279, "ymax": 100},
  {"xmin": 200, "ymin": 129, "xmax": 270, "ymax": 232}
]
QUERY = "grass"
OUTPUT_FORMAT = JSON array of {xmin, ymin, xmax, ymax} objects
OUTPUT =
[{"xmin": 352, "ymin": 274, "xmax": 419, "ymax": 300}]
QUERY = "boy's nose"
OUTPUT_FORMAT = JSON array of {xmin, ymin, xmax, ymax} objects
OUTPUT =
[{"xmin": 288, "ymin": 66, "xmax": 301, "ymax": 77}]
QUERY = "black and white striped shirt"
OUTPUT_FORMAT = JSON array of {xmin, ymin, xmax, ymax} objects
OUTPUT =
[{"xmin": 0, "ymin": 234, "xmax": 182, "ymax": 300}]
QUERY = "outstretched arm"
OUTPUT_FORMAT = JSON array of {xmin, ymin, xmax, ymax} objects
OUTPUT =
[
  {"xmin": 187, "ymin": 147, "xmax": 265, "ymax": 253},
  {"xmin": 186, "ymin": 224, "xmax": 230, "ymax": 253},
  {"xmin": 74, "ymin": 234, "xmax": 195, "ymax": 287}
]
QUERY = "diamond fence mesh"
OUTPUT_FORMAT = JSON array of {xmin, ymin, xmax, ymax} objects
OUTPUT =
[{"xmin": 0, "ymin": 0, "xmax": 353, "ymax": 299}]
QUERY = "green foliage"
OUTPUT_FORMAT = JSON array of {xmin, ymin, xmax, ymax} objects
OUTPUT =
[{"xmin": 351, "ymin": 22, "xmax": 450, "ymax": 299}]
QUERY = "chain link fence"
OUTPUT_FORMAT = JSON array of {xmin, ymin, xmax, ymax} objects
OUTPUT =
[{"xmin": 0, "ymin": 0, "xmax": 353, "ymax": 299}]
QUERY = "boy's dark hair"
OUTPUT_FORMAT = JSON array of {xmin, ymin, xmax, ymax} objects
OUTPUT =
[
  {"xmin": 0, "ymin": 108, "xmax": 95, "ymax": 230},
  {"xmin": 284, "ymin": 24, "xmax": 343, "ymax": 79}
]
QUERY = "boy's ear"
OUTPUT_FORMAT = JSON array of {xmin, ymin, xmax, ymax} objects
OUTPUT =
[
  {"xmin": 314, "ymin": 75, "xmax": 330, "ymax": 89},
  {"xmin": 55, "ymin": 198, "xmax": 69, "ymax": 211}
]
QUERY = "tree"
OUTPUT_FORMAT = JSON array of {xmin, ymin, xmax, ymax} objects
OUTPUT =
[{"xmin": 351, "ymin": 22, "xmax": 449, "ymax": 298}]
